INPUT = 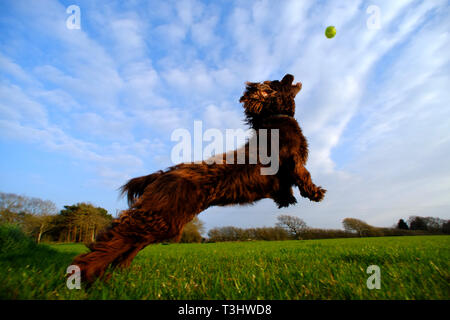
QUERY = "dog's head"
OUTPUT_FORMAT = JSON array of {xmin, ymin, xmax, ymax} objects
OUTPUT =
[{"xmin": 239, "ymin": 74, "xmax": 302, "ymax": 126}]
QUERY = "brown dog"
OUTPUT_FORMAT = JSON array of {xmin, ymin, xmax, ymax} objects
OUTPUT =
[{"xmin": 71, "ymin": 74, "xmax": 326, "ymax": 283}]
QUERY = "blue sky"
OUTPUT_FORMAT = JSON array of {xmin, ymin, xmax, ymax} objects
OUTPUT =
[{"xmin": 0, "ymin": 0, "xmax": 449, "ymax": 232}]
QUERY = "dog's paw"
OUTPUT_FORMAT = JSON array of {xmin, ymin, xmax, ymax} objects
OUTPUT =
[
  {"xmin": 310, "ymin": 187, "xmax": 326, "ymax": 202},
  {"xmin": 274, "ymin": 194, "xmax": 297, "ymax": 208}
]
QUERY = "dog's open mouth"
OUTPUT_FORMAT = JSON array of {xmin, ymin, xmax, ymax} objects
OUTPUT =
[{"xmin": 292, "ymin": 82, "xmax": 302, "ymax": 95}]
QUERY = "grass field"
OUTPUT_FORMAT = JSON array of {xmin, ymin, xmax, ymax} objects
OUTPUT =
[{"xmin": 0, "ymin": 234, "xmax": 449, "ymax": 299}]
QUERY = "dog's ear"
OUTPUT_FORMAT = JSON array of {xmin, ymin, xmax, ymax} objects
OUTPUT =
[
  {"xmin": 240, "ymin": 81, "xmax": 277, "ymax": 114},
  {"xmin": 281, "ymin": 74, "xmax": 301, "ymax": 97},
  {"xmin": 281, "ymin": 74, "xmax": 294, "ymax": 86}
]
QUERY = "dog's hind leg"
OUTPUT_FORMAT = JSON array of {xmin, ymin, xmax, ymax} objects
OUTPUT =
[
  {"xmin": 71, "ymin": 212, "xmax": 156, "ymax": 283},
  {"xmin": 111, "ymin": 242, "xmax": 149, "ymax": 269},
  {"xmin": 111, "ymin": 224, "xmax": 185, "ymax": 270},
  {"xmin": 71, "ymin": 232, "xmax": 137, "ymax": 284},
  {"xmin": 71, "ymin": 209, "xmax": 189, "ymax": 283}
]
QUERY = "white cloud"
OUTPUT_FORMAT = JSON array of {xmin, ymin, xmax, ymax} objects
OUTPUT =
[
  {"xmin": 0, "ymin": 53, "xmax": 37, "ymax": 85},
  {"xmin": 0, "ymin": 83, "xmax": 48, "ymax": 126},
  {"xmin": 203, "ymin": 103, "xmax": 244, "ymax": 132},
  {"xmin": 191, "ymin": 15, "xmax": 219, "ymax": 46},
  {"xmin": 110, "ymin": 18, "xmax": 147, "ymax": 60}
]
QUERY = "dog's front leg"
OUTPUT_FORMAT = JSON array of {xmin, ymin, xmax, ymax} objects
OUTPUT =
[
  {"xmin": 294, "ymin": 164, "xmax": 326, "ymax": 202},
  {"xmin": 271, "ymin": 184, "xmax": 297, "ymax": 208}
]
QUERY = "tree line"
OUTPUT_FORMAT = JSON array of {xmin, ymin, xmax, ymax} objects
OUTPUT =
[
  {"xmin": 1, "ymin": 192, "xmax": 448, "ymax": 244},
  {"xmin": 0, "ymin": 191, "xmax": 205, "ymax": 244},
  {"xmin": 0, "ymin": 192, "xmax": 113, "ymax": 243},
  {"xmin": 396, "ymin": 217, "xmax": 449, "ymax": 233},
  {"xmin": 207, "ymin": 215, "xmax": 449, "ymax": 242}
]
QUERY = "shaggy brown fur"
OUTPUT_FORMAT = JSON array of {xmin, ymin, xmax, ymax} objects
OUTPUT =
[{"xmin": 71, "ymin": 74, "xmax": 326, "ymax": 284}]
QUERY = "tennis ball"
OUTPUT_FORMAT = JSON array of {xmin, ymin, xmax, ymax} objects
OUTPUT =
[{"xmin": 325, "ymin": 26, "xmax": 336, "ymax": 39}]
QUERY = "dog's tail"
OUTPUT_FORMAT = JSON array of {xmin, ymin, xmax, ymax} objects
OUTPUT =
[{"xmin": 119, "ymin": 171, "xmax": 164, "ymax": 206}]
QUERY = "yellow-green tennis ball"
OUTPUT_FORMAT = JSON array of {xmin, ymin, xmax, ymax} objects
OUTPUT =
[{"xmin": 325, "ymin": 26, "xmax": 336, "ymax": 39}]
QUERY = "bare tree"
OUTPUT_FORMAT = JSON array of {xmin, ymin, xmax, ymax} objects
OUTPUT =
[
  {"xmin": 0, "ymin": 192, "xmax": 26, "ymax": 224},
  {"xmin": 24, "ymin": 198, "xmax": 58, "ymax": 243},
  {"xmin": 0, "ymin": 192, "xmax": 58, "ymax": 242},
  {"xmin": 0, "ymin": 192, "xmax": 26, "ymax": 212},
  {"xmin": 276, "ymin": 215, "xmax": 308, "ymax": 239}
]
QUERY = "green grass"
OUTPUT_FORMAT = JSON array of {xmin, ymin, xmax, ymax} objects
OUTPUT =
[{"xmin": 0, "ymin": 233, "xmax": 449, "ymax": 299}]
